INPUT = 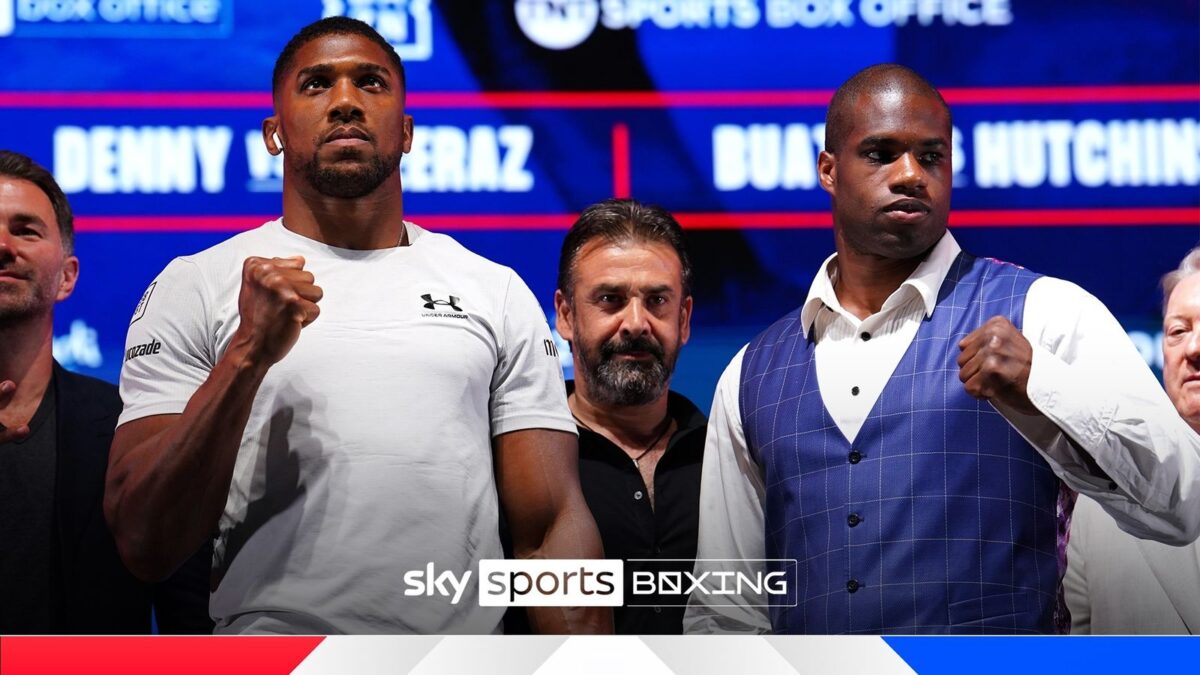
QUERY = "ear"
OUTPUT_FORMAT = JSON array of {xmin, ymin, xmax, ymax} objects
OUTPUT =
[
  {"xmin": 401, "ymin": 114, "xmax": 414, "ymax": 155},
  {"xmin": 262, "ymin": 116, "xmax": 283, "ymax": 156},
  {"xmin": 55, "ymin": 255, "xmax": 79, "ymax": 303},
  {"xmin": 818, "ymin": 149, "xmax": 836, "ymax": 196},
  {"xmin": 679, "ymin": 295, "xmax": 693, "ymax": 346},
  {"xmin": 554, "ymin": 289, "xmax": 574, "ymax": 344}
]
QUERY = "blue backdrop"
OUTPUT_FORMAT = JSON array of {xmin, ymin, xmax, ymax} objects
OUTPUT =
[{"xmin": 0, "ymin": 0, "xmax": 1196, "ymax": 411}]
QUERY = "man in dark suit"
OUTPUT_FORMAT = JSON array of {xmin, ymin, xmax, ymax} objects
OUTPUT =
[{"xmin": 0, "ymin": 150, "xmax": 211, "ymax": 634}]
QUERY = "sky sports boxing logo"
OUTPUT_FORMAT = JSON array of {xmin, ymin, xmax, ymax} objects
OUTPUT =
[
  {"xmin": 407, "ymin": 559, "xmax": 798, "ymax": 608},
  {"xmin": 0, "ymin": 0, "xmax": 233, "ymax": 38}
]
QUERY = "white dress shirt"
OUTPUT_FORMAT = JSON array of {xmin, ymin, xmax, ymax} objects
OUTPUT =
[{"xmin": 684, "ymin": 231, "xmax": 1200, "ymax": 634}]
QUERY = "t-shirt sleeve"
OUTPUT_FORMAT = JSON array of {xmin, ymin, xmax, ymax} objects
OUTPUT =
[
  {"xmin": 488, "ymin": 270, "xmax": 576, "ymax": 438},
  {"xmin": 118, "ymin": 257, "xmax": 215, "ymax": 426}
]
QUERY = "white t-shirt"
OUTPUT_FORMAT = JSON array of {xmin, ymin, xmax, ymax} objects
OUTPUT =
[{"xmin": 119, "ymin": 219, "xmax": 575, "ymax": 634}]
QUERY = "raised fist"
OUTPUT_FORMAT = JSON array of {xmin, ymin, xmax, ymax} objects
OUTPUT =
[
  {"xmin": 233, "ymin": 256, "xmax": 323, "ymax": 366},
  {"xmin": 957, "ymin": 315, "xmax": 1038, "ymax": 415}
]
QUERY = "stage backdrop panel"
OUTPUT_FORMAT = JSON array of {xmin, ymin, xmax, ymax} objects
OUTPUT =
[{"xmin": 0, "ymin": 0, "xmax": 1195, "ymax": 410}]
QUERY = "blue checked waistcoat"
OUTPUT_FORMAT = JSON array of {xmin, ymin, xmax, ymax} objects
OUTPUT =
[{"xmin": 740, "ymin": 253, "xmax": 1072, "ymax": 634}]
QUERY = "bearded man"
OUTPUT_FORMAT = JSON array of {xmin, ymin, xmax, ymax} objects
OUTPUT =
[{"xmin": 554, "ymin": 198, "xmax": 707, "ymax": 634}]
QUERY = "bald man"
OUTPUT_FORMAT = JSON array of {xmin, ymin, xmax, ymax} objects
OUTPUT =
[{"xmin": 685, "ymin": 64, "xmax": 1200, "ymax": 635}]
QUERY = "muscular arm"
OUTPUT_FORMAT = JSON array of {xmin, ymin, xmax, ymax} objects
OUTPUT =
[
  {"xmin": 493, "ymin": 428, "xmax": 612, "ymax": 634},
  {"xmin": 104, "ymin": 256, "xmax": 321, "ymax": 582},
  {"xmin": 104, "ymin": 343, "xmax": 269, "ymax": 582}
]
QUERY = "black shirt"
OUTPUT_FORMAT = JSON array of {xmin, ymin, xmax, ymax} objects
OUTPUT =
[
  {"xmin": 0, "ymin": 384, "xmax": 58, "ymax": 633},
  {"xmin": 570, "ymin": 381, "xmax": 707, "ymax": 634}
]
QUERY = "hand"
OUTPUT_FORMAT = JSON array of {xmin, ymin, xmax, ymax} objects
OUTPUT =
[
  {"xmin": 957, "ymin": 315, "xmax": 1038, "ymax": 415},
  {"xmin": 232, "ymin": 256, "xmax": 323, "ymax": 366},
  {"xmin": 0, "ymin": 380, "xmax": 31, "ymax": 444}
]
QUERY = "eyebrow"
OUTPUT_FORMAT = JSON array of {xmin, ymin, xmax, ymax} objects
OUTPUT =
[
  {"xmin": 296, "ymin": 62, "xmax": 390, "ymax": 82},
  {"xmin": 6, "ymin": 212, "xmax": 47, "ymax": 227},
  {"xmin": 642, "ymin": 284, "xmax": 675, "ymax": 296},
  {"xmin": 591, "ymin": 283, "xmax": 629, "ymax": 294},
  {"xmin": 589, "ymin": 282, "xmax": 676, "ymax": 296},
  {"xmin": 858, "ymin": 136, "xmax": 947, "ymax": 148}
]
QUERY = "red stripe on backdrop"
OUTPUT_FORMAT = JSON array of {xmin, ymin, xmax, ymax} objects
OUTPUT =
[
  {"xmin": 412, "ymin": 90, "xmax": 836, "ymax": 108},
  {"xmin": 418, "ymin": 85, "xmax": 1200, "ymax": 107},
  {"xmin": 612, "ymin": 123, "xmax": 631, "ymax": 199},
  {"xmin": 1, "ymin": 85, "xmax": 1196, "ymax": 109},
  {"xmin": 74, "ymin": 216, "xmax": 276, "ymax": 232},
  {"xmin": 0, "ymin": 92, "xmax": 273, "ymax": 109},
  {"xmin": 0, "ymin": 636, "xmax": 323, "ymax": 675},
  {"xmin": 72, "ymin": 208, "xmax": 1200, "ymax": 233},
  {"xmin": 941, "ymin": 84, "xmax": 1200, "ymax": 105},
  {"xmin": 950, "ymin": 207, "xmax": 1200, "ymax": 227}
]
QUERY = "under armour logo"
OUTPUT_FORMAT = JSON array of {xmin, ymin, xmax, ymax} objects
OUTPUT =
[{"xmin": 422, "ymin": 294, "xmax": 463, "ymax": 312}]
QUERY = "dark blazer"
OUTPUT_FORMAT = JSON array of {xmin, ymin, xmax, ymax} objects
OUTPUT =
[{"xmin": 52, "ymin": 363, "xmax": 213, "ymax": 634}]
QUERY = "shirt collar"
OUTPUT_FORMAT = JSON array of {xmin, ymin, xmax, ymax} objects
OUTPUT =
[{"xmin": 799, "ymin": 230, "xmax": 962, "ymax": 338}]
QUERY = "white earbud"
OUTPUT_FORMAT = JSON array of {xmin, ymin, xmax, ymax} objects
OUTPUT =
[{"xmin": 273, "ymin": 132, "xmax": 284, "ymax": 151}]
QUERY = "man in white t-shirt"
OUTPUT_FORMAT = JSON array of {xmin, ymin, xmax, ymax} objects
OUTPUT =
[{"xmin": 103, "ymin": 17, "xmax": 609, "ymax": 635}]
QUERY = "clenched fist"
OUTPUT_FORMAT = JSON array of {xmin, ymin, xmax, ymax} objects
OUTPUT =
[
  {"xmin": 233, "ymin": 256, "xmax": 323, "ymax": 366},
  {"xmin": 957, "ymin": 315, "xmax": 1038, "ymax": 415}
]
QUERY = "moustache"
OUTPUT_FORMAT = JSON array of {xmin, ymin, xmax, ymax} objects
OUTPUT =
[
  {"xmin": 0, "ymin": 262, "xmax": 27, "ymax": 279},
  {"xmin": 322, "ymin": 125, "xmax": 374, "ymax": 144},
  {"xmin": 600, "ymin": 336, "xmax": 665, "ymax": 363}
]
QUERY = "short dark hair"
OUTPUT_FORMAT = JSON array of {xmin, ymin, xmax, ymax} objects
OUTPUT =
[
  {"xmin": 1163, "ymin": 247, "xmax": 1200, "ymax": 313},
  {"xmin": 0, "ymin": 150, "xmax": 74, "ymax": 255},
  {"xmin": 558, "ymin": 198, "xmax": 693, "ymax": 301},
  {"xmin": 272, "ymin": 16, "xmax": 406, "ymax": 98},
  {"xmin": 824, "ymin": 63, "xmax": 951, "ymax": 153}
]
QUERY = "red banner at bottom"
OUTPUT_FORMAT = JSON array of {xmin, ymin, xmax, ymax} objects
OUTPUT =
[{"xmin": 0, "ymin": 636, "xmax": 324, "ymax": 675}]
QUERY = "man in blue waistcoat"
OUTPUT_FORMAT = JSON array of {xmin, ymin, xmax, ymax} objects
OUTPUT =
[{"xmin": 683, "ymin": 64, "xmax": 1200, "ymax": 635}]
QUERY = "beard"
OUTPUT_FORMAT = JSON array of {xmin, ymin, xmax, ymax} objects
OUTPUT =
[
  {"xmin": 0, "ymin": 274, "xmax": 52, "ymax": 325},
  {"xmin": 576, "ymin": 332, "xmax": 678, "ymax": 407},
  {"xmin": 0, "ymin": 294, "xmax": 42, "ymax": 323},
  {"xmin": 297, "ymin": 144, "xmax": 402, "ymax": 199}
]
